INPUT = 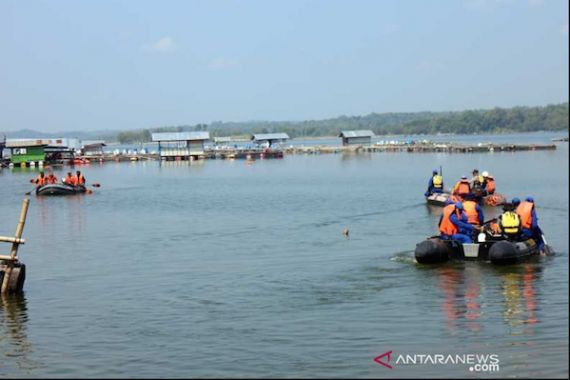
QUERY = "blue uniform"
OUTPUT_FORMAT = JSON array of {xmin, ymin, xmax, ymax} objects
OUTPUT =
[
  {"xmin": 425, "ymin": 175, "xmax": 444, "ymax": 197},
  {"xmin": 439, "ymin": 208, "xmax": 474, "ymax": 243}
]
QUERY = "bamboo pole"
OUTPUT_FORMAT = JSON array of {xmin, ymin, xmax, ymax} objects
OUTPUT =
[
  {"xmin": 0, "ymin": 236, "xmax": 25, "ymax": 244},
  {"xmin": 1, "ymin": 198, "xmax": 30, "ymax": 293}
]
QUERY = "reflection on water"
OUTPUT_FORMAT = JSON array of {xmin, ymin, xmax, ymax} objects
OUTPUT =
[
  {"xmin": 436, "ymin": 263, "xmax": 542, "ymax": 339},
  {"xmin": 437, "ymin": 266, "xmax": 482, "ymax": 334},
  {"xmin": 0, "ymin": 293, "xmax": 35, "ymax": 375},
  {"xmin": 500, "ymin": 264, "xmax": 540, "ymax": 336},
  {"xmin": 36, "ymin": 194, "xmax": 86, "ymax": 235}
]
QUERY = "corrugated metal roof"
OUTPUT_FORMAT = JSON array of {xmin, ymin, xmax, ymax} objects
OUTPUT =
[
  {"xmin": 152, "ymin": 132, "xmax": 210, "ymax": 141},
  {"xmin": 6, "ymin": 139, "xmax": 49, "ymax": 148},
  {"xmin": 338, "ymin": 130, "xmax": 375, "ymax": 138},
  {"xmin": 251, "ymin": 133, "xmax": 290, "ymax": 141},
  {"xmin": 6, "ymin": 137, "xmax": 82, "ymax": 149},
  {"xmin": 213, "ymin": 136, "xmax": 233, "ymax": 143}
]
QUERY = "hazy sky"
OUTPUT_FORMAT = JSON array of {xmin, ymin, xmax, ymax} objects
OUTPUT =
[{"xmin": 1, "ymin": 0, "xmax": 568, "ymax": 132}]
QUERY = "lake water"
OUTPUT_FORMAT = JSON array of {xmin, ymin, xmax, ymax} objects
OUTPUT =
[{"xmin": 1, "ymin": 133, "xmax": 568, "ymax": 378}]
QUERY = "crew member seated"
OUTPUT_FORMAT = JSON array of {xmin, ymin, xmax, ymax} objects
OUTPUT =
[
  {"xmin": 439, "ymin": 201, "xmax": 478, "ymax": 244},
  {"xmin": 31, "ymin": 171, "xmax": 47, "ymax": 187},
  {"xmin": 452, "ymin": 176, "xmax": 472, "ymax": 201},
  {"xmin": 425, "ymin": 169, "xmax": 444, "ymax": 197},
  {"xmin": 498, "ymin": 202, "xmax": 521, "ymax": 239},
  {"xmin": 516, "ymin": 196, "xmax": 545, "ymax": 250},
  {"xmin": 462, "ymin": 193, "xmax": 484, "ymax": 226}
]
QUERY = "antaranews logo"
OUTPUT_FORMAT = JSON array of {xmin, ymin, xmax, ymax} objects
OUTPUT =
[
  {"xmin": 373, "ymin": 351, "xmax": 393, "ymax": 369},
  {"xmin": 374, "ymin": 351, "xmax": 500, "ymax": 373}
]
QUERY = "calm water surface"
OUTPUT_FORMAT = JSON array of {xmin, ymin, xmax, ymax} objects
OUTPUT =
[{"xmin": 0, "ymin": 135, "xmax": 568, "ymax": 378}]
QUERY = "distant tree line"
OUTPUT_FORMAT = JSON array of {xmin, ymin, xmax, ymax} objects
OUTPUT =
[{"xmin": 113, "ymin": 103, "xmax": 568, "ymax": 143}]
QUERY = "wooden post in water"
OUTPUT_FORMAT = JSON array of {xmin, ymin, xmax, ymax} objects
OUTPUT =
[{"xmin": 1, "ymin": 198, "xmax": 30, "ymax": 294}]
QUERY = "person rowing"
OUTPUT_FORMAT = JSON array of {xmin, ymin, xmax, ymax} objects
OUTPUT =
[{"xmin": 30, "ymin": 171, "xmax": 47, "ymax": 187}]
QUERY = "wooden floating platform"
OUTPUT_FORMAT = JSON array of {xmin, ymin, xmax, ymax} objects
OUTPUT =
[
  {"xmin": 283, "ymin": 142, "xmax": 557, "ymax": 155},
  {"xmin": 14, "ymin": 142, "xmax": 553, "ymax": 167}
]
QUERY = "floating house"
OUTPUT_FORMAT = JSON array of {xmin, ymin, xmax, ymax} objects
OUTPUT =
[
  {"xmin": 5, "ymin": 140, "xmax": 48, "ymax": 165},
  {"xmin": 44, "ymin": 138, "xmax": 80, "ymax": 162},
  {"xmin": 152, "ymin": 132, "xmax": 210, "ymax": 160},
  {"xmin": 251, "ymin": 133, "xmax": 290, "ymax": 148},
  {"xmin": 82, "ymin": 140, "xmax": 106, "ymax": 156},
  {"xmin": 6, "ymin": 138, "xmax": 81, "ymax": 165},
  {"xmin": 338, "ymin": 130, "xmax": 375, "ymax": 146}
]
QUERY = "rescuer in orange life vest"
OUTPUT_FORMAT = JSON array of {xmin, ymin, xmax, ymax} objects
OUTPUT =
[
  {"xmin": 74, "ymin": 170, "xmax": 86, "ymax": 186},
  {"xmin": 452, "ymin": 175, "xmax": 472, "ymax": 200},
  {"xmin": 63, "ymin": 172, "xmax": 76, "ymax": 186},
  {"xmin": 462, "ymin": 193, "xmax": 484, "ymax": 226},
  {"xmin": 514, "ymin": 197, "xmax": 545, "ymax": 250},
  {"xmin": 46, "ymin": 171, "xmax": 58, "ymax": 184},
  {"xmin": 439, "ymin": 200, "xmax": 479, "ymax": 244},
  {"xmin": 31, "ymin": 171, "xmax": 47, "ymax": 187}
]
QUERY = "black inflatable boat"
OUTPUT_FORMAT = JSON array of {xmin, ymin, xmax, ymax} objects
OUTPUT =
[
  {"xmin": 415, "ymin": 235, "xmax": 548, "ymax": 265},
  {"xmin": 425, "ymin": 191, "xmax": 506, "ymax": 207},
  {"xmin": 36, "ymin": 184, "xmax": 87, "ymax": 196}
]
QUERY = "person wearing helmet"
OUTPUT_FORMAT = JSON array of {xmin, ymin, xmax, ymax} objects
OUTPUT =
[
  {"xmin": 481, "ymin": 171, "xmax": 496, "ymax": 195},
  {"xmin": 438, "ymin": 201, "xmax": 478, "ymax": 243},
  {"xmin": 452, "ymin": 175, "xmax": 472, "ymax": 201},
  {"xmin": 425, "ymin": 169, "xmax": 444, "ymax": 197}
]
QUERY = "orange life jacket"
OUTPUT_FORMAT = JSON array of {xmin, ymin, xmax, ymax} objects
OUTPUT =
[
  {"xmin": 64, "ymin": 176, "xmax": 77, "ymax": 186},
  {"xmin": 486, "ymin": 177, "xmax": 496, "ymax": 194},
  {"xmin": 463, "ymin": 200, "xmax": 480, "ymax": 226},
  {"xmin": 439, "ymin": 204, "xmax": 459, "ymax": 236},
  {"xmin": 35, "ymin": 175, "xmax": 47, "ymax": 186},
  {"xmin": 516, "ymin": 201, "xmax": 534, "ymax": 229},
  {"xmin": 74, "ymin": 174, "xmax": 85, "ymax": 185},
  {"xmin": 453, "ymin": 180, "xmax": 471, "ymax": 195}
]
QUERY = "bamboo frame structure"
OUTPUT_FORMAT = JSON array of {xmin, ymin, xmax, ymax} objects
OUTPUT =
[{"xmin": 1, "ymin": 198, "xmax": 30, "ymax": 293}]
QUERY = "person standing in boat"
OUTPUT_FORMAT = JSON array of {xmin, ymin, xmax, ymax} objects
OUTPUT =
[
  {"xmin": 451, "ymin": 176, "xmax": 472, "ymax": 201},
  {"xmin": 470, "ymin": 169, "xmax": 484, "ymax": 192},
  {"xmin": 30, "ymin": 171, "xmax": 47, "ymax": 187},
  {"xmin": 462, "ymin": 193, "xmax": 484, "ymax": 227},
  {"xmin": 424, "ymin": 169, "xmax": 444, "ymax": 197},
  {"xmin": 439, "ymin": 201, "xmax": 478, "ymax": 243}
]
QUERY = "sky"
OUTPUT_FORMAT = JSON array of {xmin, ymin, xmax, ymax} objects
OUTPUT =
[{"xmin": 0, "ymin": 0, "xmax": 568, "ymax": 132}]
